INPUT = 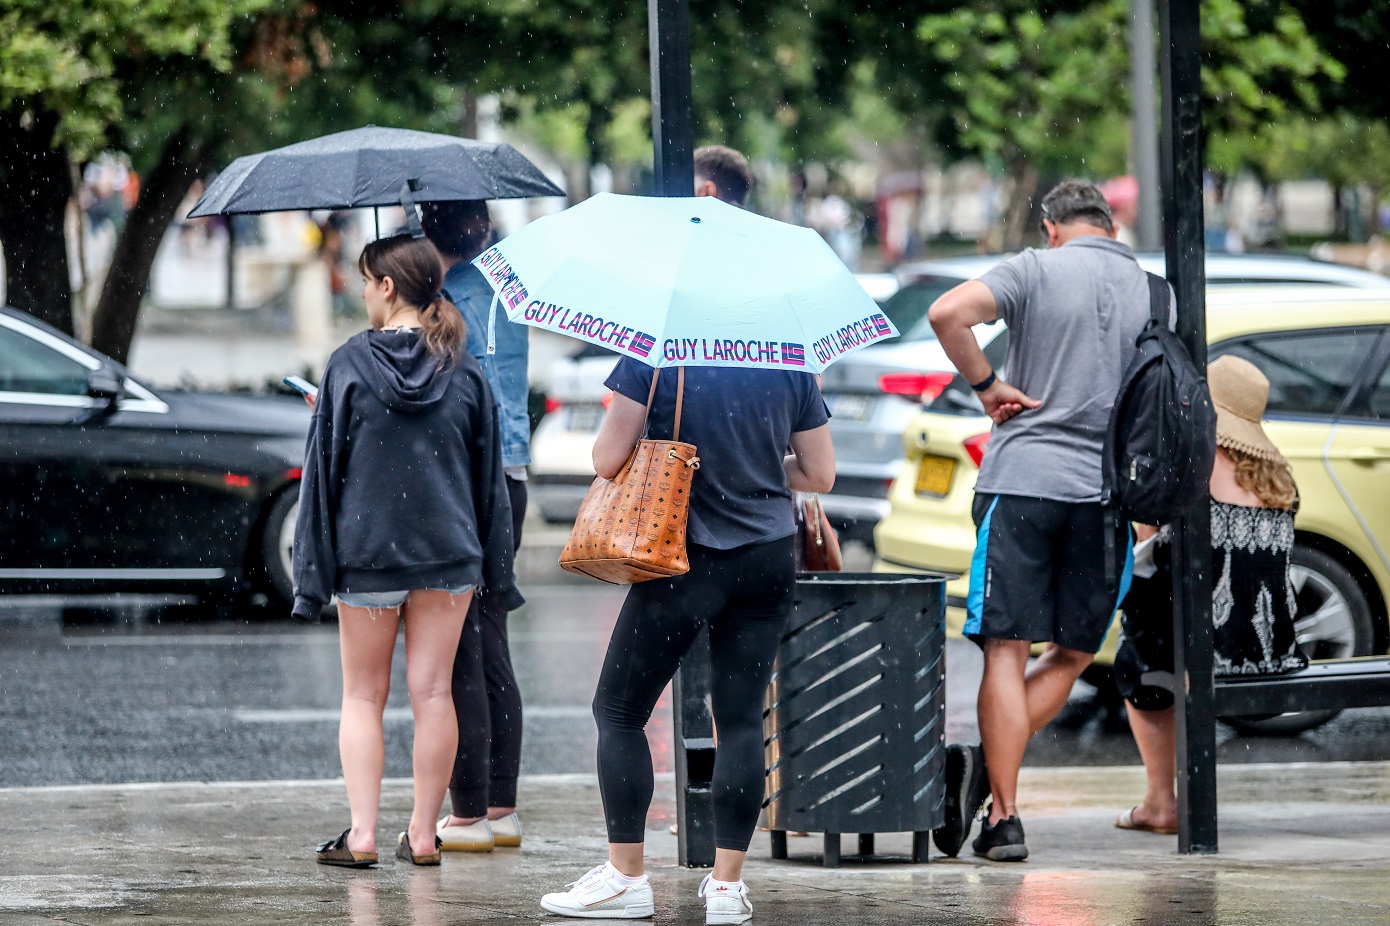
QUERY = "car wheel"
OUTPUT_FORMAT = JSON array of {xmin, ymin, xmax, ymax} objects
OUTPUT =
[
  {"xmin": 1221, "ymin": 545, "xmax": 1374, "ymax": 736},
  {"xmin": 258, "ymin": 487, "xmax": 299, "ymax": 610}
]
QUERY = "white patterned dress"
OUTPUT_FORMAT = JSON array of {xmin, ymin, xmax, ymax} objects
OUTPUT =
[{"xmin": 1115, "ymin": 500, "xmax": 1308, "ymax": 710}]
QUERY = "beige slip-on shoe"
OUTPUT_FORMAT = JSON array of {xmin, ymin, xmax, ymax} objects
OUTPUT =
[
  {"xmin": 436, "ymin": 816, "xmax": 495, "ymax": 852},
  {"xmin": 489, "ymin": 812, "xmax": 522, "ymax": 848}
]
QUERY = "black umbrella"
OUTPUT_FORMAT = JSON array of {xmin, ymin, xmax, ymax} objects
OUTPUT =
[{"xmin": 187, "ymin": 126, "xmax": 565, "ymax": 234}]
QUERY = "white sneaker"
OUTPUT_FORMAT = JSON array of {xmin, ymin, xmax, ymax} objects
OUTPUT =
[
  {"xmin": 540, "ymin": 863, "xmax": 654, "ymax": 919},
  {"xmin": 436, "ymin": 816, "xmax": 494, "ymax": 852},
  {"xmin": 699, "ymin": 875, "xmax": 752, "ymax": 925},
  {"xmin": 490, "ymin": 812, "xmax": 523, "ymax": 848}
]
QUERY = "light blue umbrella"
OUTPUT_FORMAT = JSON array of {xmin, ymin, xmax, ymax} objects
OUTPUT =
[{"xmin": 473, "ymin": 193, "xmax": 897, "ymax": 372}]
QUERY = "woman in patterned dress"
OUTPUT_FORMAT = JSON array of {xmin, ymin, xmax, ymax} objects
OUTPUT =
[{"xmin": 1113, "ymin": 355, "xmax": 1307, "ymax": 835}]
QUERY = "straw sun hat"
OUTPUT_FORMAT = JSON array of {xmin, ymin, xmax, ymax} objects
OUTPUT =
[{"xmin": 1208, "ymin": 355, "xmax": 1282, "ymax": 461}]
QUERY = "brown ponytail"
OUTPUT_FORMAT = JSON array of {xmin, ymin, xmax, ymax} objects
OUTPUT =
[{"xmin": 358, "ymin": 233, "xmax": 466, "ymax": 364}]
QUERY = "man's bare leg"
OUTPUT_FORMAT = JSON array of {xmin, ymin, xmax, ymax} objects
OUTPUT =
[
  {"xmin": 980, "ymin": 640, "xmax": 1095, "ymax": 825},
  {"xmin": 1024, "ymin": 643, "xmax": 1097, "ymax": 734},
  {"xmin": 977, "ymin": 639, "xmax": 1032, "ymax": 825}
]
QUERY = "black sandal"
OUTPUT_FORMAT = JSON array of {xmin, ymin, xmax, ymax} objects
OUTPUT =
[
  {"xmin": 395, "ymin": 831, "xmax": 442, "ymax": 866},
  {"xmin": 315, "ymin": 828, "xmax": 378, "ymax": 868}
]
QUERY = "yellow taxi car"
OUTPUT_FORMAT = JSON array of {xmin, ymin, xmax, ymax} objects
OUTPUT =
[{"xmin": 873, "ymin": 287, "xmax": 1390, "ymax": 733}]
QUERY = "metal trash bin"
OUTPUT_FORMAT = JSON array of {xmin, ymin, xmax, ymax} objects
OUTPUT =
[{"xmin": 764, "ymin": 572, "xmax": 947, "ymax": 867}]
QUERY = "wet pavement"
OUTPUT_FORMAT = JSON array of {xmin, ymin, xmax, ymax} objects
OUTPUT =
[
  {"xmin": 1, "ymin": 762, "xmax": 1388, "ymax": 923},
  {"xmin": 2, "ymin": 535, "xmax": 1390, "ymax": 921}
]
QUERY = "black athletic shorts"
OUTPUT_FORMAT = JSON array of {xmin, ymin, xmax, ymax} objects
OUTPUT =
[{"xmin": 965, "ymin": 493, "xmax": 1134, "ymax": 654}]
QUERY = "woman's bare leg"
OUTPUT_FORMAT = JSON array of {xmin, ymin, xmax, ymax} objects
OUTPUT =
[
  {"xmin": 402, "ymin": 589, "xmax": 472, "ymax": 856},
  {"xmin": 338, "ymin": 604, "xmax": 403, "ymax": 854},
  {"xmin": 1124, "ymin": 703, "xmax": 1177, "ymax": 829}
]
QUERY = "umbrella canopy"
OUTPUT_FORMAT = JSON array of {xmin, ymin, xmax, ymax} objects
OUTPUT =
[
  {"xmin": 472, "ymin": 193, "xmax": 897, "ymax": 373},
  {"xmin": 187, "ymin": 126, "xmax": 564, "ymax": 218}
]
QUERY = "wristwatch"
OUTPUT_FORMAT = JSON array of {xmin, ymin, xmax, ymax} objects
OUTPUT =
[{"xmin": 970, "ymin": 370, "xmax": 998, "ymax": 392}]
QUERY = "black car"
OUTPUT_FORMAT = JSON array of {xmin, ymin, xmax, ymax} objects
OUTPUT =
[{"xmin": 0, "ymin": 307, "xmax": 308, "ymax": 611}]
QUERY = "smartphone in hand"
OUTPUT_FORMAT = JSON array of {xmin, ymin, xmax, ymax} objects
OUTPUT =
[{"xmin": 283, "ymin": 375, "xmax": 319, "ymax": 398}]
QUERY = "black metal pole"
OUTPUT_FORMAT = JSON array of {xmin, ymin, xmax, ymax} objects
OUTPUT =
[
  {"xmin": 648, "ymin": 0, "xmax": 712, "ymax": 869},
  {"xmin": 1158, "ymin": 0, "xmax": 1217, "ymax": 854},
  {"xmin": 649, "ymin": 0, "xmax": 695, "ymax": 198}
]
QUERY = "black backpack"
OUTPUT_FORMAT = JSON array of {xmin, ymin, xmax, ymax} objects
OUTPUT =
[{"xmin": 1102, "ymin": 273, "xmax": 1217, "ymax": 527}]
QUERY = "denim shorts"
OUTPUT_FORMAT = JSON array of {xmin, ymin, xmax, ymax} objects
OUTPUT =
[{"xmin": 335, "ymin": 586, "xmax": 474, "ymax": 609}]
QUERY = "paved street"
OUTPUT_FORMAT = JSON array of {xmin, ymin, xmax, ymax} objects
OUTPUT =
[
  {"xmin": 3, "ymin": 544, "xmax": 1390, "ymax": 787},
  {"xmin": 2, "ymin": 543, "xmax": 1390, "ymax": 922}
]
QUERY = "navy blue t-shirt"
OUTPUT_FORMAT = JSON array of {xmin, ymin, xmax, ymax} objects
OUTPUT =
[{"xmin": 605, "ymin": 359, "xmax": 830, "ymax": 550}]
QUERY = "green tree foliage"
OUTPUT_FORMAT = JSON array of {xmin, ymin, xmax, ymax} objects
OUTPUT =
[
  {"xmin": 0, "ymin": 0, "xmax": 270, "ymax": 334},
  {"xmin": 0, "ymin": 0, "xmax": 270, "ymax": 155},
  {"xmin": 913, "ymin": 0, "xmax": 1343, "ymax": 247}
]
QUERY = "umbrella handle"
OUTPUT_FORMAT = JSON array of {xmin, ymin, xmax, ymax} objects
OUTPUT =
[
  {"xmin": 486, "ymin": 291, "xmax": 500, "ymax": 355},
  {"xmin": 399, "ymin": 180, "xmax": 424, "ymax": 239}
]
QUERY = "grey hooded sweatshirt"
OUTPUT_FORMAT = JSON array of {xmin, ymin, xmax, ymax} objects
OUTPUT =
[{"xmin": 291, "ymin": 328, "xmax": 521, "ymax": 621}]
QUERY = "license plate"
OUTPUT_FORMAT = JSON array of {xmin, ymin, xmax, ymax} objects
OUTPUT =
[
  {"xmin": 825, "ymin": 392, "xmax": 874, "ymax": 421},
  {"xmin": 914, "ymin": 455, "xmax": 956, "ymax": 496},
  {"xmin": 567, "ymin": 404, "xmax": 603, "ymax": 431}
]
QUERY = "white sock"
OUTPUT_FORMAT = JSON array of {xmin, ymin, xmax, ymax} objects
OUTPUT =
[
  {"xmin": 706, "ymin": 877, "xmax": 744, "ymax": 893},
  {"xmin": 606, "ymin": 863, "xmax": 646, "ymax": 886}
]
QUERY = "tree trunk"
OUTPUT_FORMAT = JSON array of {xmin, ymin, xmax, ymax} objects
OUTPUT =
[
  {"xmin": 1000, "ymin": 161, "xmax": 1040, "ymax": 252},
  {"xmin": 90, "ymin": 127, "xmax": 210, "ymax": 364},
  {"xmin": 0, "ymin": 105, "xmax": 75, "ymax": 333}
]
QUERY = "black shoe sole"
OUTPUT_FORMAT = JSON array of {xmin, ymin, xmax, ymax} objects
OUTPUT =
[
  {"xmin": 933, "ymin": 744, "xmax": 984, "ymax": 857},
  {"xmin": 974, "ymin": 843, "xmax": 1029, "ymax": 862}
]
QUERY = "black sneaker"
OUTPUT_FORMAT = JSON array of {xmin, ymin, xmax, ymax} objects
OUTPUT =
[
  {"xmin": 971, "ymin": 812, "xmax": 1028, "ymax": 862},
  {"xmin": 932, "ymin": 743, "xmax": 990, "ymax": 857}
]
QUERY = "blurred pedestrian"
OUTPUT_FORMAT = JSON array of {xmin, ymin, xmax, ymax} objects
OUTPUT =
[
  {"xmin": 1114, "ymin": 355, "xmax": 1306, "ymax": 835},
  {"xmin": 294, "ymin": 233, "xmax": 519, "ymax": 868},
  {"xmin": 927, "ymin": 179, "xmax": 1153, "ymax": 862},
  {"xmin": 420, "ymin": 200, "xmax": 530, "ymax": 853}
]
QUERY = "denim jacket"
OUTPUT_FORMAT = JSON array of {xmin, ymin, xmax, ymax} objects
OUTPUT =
[{"xmin": 443, "ymin": 262, "xmax": 531, "ymax": 468}]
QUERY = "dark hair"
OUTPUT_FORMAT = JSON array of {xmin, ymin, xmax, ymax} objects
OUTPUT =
[
  {"xmin": 694, "ymin": 145, "xmax": 753, "ymax": 206},
  {"xmin": 357, "ymin": 234, "xmax": 465, "ymax": 363},
  {"xmin": 421, "ymin": 200, "xmax": 492, "ymax": 260},
  {"xmin": 1040, "ymin": 179, "xmax": 1114, "ymax": 232}
]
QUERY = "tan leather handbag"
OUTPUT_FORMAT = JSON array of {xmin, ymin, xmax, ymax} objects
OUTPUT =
[{"xmin": 559, "ymin": 368, "xmax": 701, "ymax": 584}]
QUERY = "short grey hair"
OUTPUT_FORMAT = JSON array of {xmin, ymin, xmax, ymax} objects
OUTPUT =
[{"xmin": 1040, "ymin": 179, "xmax": 1114, "ymax": 232}]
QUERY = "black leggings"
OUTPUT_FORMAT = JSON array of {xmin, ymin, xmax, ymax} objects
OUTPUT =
[
  {"xmin": 450, "ymin": 476, "xmax": 526, "ymax": 816},
  {"xmin": 593, "ymin": 536, "xmax": 794, "ymax": 851}
]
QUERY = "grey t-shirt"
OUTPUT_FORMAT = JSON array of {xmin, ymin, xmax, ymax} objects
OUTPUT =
[{"xmin": 974, "ymin": 236, "xmax": 1154, "ymax": 503}]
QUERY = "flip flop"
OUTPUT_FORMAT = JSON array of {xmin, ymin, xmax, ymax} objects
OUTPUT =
[
  {"xmin": 315, "ymin": 828, "xmax": 378, "ymax": 868},
  {"xmin": 1115, "ymin": 807, "xmax": 1178, "ymax": 835}
]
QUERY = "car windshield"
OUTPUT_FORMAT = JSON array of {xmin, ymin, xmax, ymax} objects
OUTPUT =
[{"xmin": 881, "ymin": 276, "xmax": 966, "ymax": 342}]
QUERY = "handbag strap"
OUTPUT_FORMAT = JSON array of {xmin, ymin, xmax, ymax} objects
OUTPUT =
[{"xmin": 640, "ymin": 366, "xmax": 686, "ymax": 443}]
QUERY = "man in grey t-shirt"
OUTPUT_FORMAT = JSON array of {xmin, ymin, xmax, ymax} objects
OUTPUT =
[{"xmin": 926, "ymin": 180, "xmax": 1149, "ymax": 863}]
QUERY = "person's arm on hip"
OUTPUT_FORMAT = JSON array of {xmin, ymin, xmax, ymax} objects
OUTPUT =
[{"xmin": 929, "ymin": 281, "xmax": 1040, "ymax": 425}]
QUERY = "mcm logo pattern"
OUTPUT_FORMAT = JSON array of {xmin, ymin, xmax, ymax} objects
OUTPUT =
[{"xmin": 559, "ymin": 439, "xmax": 701, "ymax": 584}]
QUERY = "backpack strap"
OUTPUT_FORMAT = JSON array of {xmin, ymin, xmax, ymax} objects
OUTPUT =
[{"xmin": 1145, "ymin": 272, "xmax": 1171, "ymax": 328}]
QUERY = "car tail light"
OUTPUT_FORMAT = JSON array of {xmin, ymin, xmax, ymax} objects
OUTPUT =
[
  {"xmin": 544, "ymin": 396, "xmax": 564, "ymax": 414},
  {"xmin": 878, "ymin": 371, "xmax": 956, "ymax": 402},
  {"xmin": 963, "ymin": 432, "xmax": 991, "ymax": 467},
  {"xmin": 601, "ymin": 391, "xmax": 614, "ymax": 410}
]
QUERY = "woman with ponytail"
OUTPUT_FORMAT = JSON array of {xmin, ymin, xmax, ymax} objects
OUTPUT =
[{"xmin": 293, "ymin": 233, "xmax": 522, "ymax": 868}]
